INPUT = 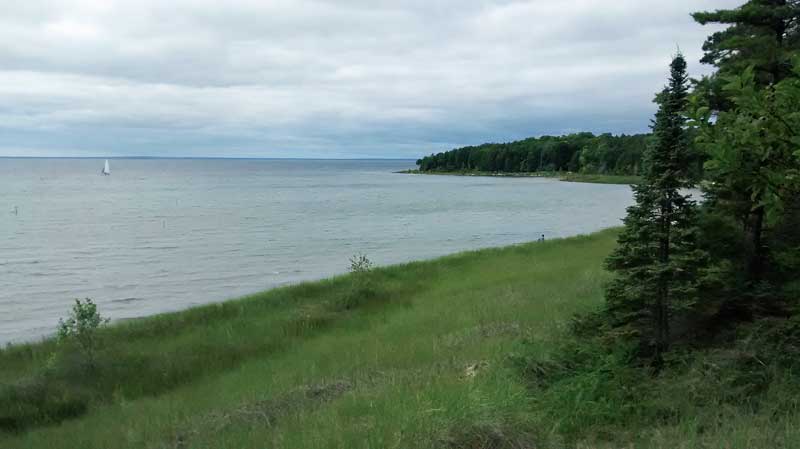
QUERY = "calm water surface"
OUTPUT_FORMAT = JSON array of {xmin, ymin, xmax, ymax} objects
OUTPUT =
[{"xmin": 0, "ymin": 159, "xmax": 634, "ymax": 344}]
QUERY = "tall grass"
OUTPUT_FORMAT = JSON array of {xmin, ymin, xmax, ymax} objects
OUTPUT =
[{"xmin": 2, "ymin": 228, "xmax": 797, "ymax": 448}]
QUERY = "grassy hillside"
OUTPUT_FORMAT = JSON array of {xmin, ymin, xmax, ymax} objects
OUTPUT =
[{"xmin": 2, "ymin": 229, "xmax": 798, "ymax": 448}]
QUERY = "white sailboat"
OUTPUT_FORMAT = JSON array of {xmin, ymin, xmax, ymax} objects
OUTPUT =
[{"xmin": 102, "ymin": 159, "xmax": 110, "ymax": 176}]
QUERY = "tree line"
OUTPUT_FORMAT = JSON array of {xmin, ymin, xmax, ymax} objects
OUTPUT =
[
  {"xmin": 416, "ymin": 132, "xmax": 658, "ymax": 175},
  {"xmin": 422, "ymin": 0, "xmax": 800, "ymax": 368}
]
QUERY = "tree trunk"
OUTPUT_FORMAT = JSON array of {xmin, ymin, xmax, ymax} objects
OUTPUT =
[
  {"xmin": 655, "ymin": 195, "xmax": 672, "ymax": 365},
  {"xmin": 747, "ymin": 205, "xmax": 766, "ymax": 281}
]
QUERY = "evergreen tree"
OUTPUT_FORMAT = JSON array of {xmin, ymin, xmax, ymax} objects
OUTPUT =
[
  {"xmin": 605, "ymin": 54, "xmax": 705, "ymax": 364},
  {"xmin": 691, "ymin": 61, "xmax": 800, "ymax": 300},
  {"xmin": 693, "ymin": 1, "xmax": 800, "ymax": 281},
  {"xmin": 693, "ymin": 0, "xmax": 800, "ymax": 89}
]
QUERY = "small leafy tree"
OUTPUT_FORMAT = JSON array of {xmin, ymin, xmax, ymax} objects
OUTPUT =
[
  {"xmin": 692, "ymin": 1, "xmax": 800, "ymax": 281},
  {"xmin": 57, "ymin": 298, "xmax": 109, "ymax": 368},
  {"xmin": 691, "ymin": 60, "xmax": 800, "ymax": 299},
  {"xmin": 342, "ymin": 254, "xmax": 374, "ymax": 309},
  {"xmin": 349, "ymin": 253, "xmax": 374, "ymax": 273}
]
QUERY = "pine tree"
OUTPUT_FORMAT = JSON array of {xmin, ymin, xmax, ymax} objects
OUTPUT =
[
  {"xmin": 605, "ymin": 54, "xmax": 705, "ymax": 364},
  {"xmin": 691, "ymin": 62, "xmax": 800, "ymax": 306},
  {"xmin": 693, "ymin": 0, "xmax": 800, "ymax": 88},
  {"xmin": 693, "ymin": 1, "xmax": 800, "ymax": 280}
]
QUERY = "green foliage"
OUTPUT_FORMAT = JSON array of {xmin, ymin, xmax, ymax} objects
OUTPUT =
[
  {"xmin": 416, "ymin": 132, "xmax": 652, "ymax": 176},
  {"xmin": 694, "ymin": 67, "xmax": 800, "ymax": 223},
  {"xmin": 691, "ymin": 0, "xmax": 800, "ymax": 288},
  {"xmin": 604, "ymin": 54, "xmax": 707, "ymax": 363},
  {"xmin": 693, "ymin": 0, "xmax": 800, "ymax": 87},
  {"xmin": 690, "ymin": 59, "xmax": 800, "ymax": 295},
  {"xmin": 338, "ymin": 253, "xmax": 377, "ymax": 310},
  {"xmin": 558, "ymin": 173, "xmax": 643, "ymax": 185},
  {"xmin": 0, "ymin": 379, "xmax": 89, "ymax": 433},
  {"xmin": 3, "ymin": 231, "xmax": 800, "ymax": 447},
  {"xmin": 56, "ymin": 299, "xmax": 109, "ymax": 368},
  {"xmin": 692, "ymin": 0, "xmax": 800, "ymax": 113},
  {"xmin": 2, "ymin": 267, "xmax": 389, "ymax": 434},
  {"xmin": 0, "ymin": 230, "xmax": 617, "ymax": 447},
  {"xmin": 510, "ymin": 336, "xmax": 649, "ymax": 440},
  {"xmin": 348, "ymin": 253, "xmax": 374, "ymax": 274},
  {"xmin": 514, "ymin": 6, "xmax": 800, "ymax": 445},
  {"xmin": 5, "ymin": 2, "xmax": 800, "ymax": 447},
  {"xmin": 692, "ymin": 64, "xmax": 800, "ymax": 227},
  {"xmin": 512, "ymin": 312, "xmax": 800, "ymax": 447}
]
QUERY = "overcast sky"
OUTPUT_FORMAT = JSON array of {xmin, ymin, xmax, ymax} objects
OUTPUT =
[{"xmin": 0, "ymin": 0, "xmax": 740, "ymax": 158}]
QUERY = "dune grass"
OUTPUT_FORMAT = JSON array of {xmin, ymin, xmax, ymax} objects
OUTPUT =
[{"xmin": 2, "ymin": 228, "xmax": 798, "ymax": 448}]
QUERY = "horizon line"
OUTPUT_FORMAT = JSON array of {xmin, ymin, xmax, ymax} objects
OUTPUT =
[{"xmin": 0, "ymin": 156, "xmax": 418, "ymax": 161}]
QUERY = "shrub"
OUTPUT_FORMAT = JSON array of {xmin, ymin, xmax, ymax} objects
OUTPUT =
[
  {"xmin": 57, "ymin": 298, "xmax": 109, "ymax": 369},
  {"xmin": 349, "ymin": 253, "xmax": 374, "ymax": 273},
  {"xmin": 0, "ymin": 378, "xmax": 89, "ymax": 433},
  {"xmin": 340, "ymin": 254, "xmax": 376, "ymax": 310}
]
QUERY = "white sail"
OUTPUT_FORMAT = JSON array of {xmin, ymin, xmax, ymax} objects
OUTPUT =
[{"xmin": 102, "ymin": 159, "xmax": 110, "ymax": 175}]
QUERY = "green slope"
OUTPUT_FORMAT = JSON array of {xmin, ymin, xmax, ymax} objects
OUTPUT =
[{"xmin": 3, "ymin": 228, "xmax": 798, "ymax": 448}]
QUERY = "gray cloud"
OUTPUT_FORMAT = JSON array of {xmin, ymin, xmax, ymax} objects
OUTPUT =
[{"xmin": 0, "ymin": 0, "xmax": 741, "ymax": 158}]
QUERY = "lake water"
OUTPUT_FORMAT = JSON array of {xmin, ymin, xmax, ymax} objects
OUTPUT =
[{"xmin": 0, "ymin": 159, "xmax": 634, "ymax": 344}]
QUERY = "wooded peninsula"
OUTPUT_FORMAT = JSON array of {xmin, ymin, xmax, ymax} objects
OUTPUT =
[{"xmin": 416, "ymin": 132, "xmax": 659, "ymax": 176}]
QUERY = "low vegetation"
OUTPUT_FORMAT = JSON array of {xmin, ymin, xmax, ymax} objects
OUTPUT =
[
  {"xmin": 2, "ymin": 229, "xmax": 800, "ymax": 448},
  {"xmin": 0, "ymin": 231, "xmax": 610, "ymax": 448},
  {"xmin": 56, "ymin": 298, "xmax": 109, "ymax": 369},
  {"xmin": 398, "ymin": 169, "xmax": 641, "ymax": 185},
  {"xmin": 557, "ymin": 173, "xmax": 642, "ymax": 185}
]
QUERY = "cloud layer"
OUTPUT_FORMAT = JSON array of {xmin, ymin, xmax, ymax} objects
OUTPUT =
[{"xmin": 0, "ymin": 0, "xmax": 740, "ymax": 158}]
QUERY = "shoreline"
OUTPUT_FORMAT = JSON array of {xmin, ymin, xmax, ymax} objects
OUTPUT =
[
  {"xmin": 397, "ymin": 169, "xmax": 642, "ymax": 185},
  {"xmin": 3, "ymin": 227, "xmax": 790, "ymax": 448},
  {"xmin": 0, "ymin": 229, "xmax": 616, "ymax": 350},
  {"xmin": 0, "ymin": 228, "xmax": 621, "ymax": 446},
  {"xmin": 3, "ymin": 160, "xmax": 633, "ymax": 347}
]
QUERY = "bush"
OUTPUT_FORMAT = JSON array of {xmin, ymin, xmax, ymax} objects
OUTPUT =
[
  {"xmin": 339, "ymin": 254, "xmax": 377, "ymax": 310},
  {"xmin": 349, "ymin": 253, "xmax": 373, "ymax": 273},
  {"xmin": 0, "ymin": 378, "xmax": 89, "ymax": 433},
  {"xmin": 57, "ymin": 298, "xmax": 109, "ymax": 369},
  {"xmin": 508, "ymin": 314, "xmax": 800, "ymax": 445}
]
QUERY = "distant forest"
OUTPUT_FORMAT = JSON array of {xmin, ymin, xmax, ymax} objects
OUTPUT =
[{"xmin": 416, "ymin": 132, "xmax": 700, "ymax": 177}]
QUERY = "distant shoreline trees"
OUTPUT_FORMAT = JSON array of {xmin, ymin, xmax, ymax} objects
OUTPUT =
[{"xmin": 415, "ymin": 132, "xmax": 656, "ymax": 177}]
